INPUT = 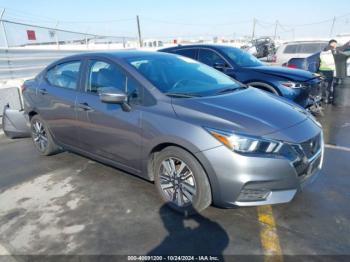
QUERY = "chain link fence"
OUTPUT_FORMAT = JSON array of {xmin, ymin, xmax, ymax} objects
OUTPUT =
[
  {"xmin": 0, "ymin": 19, "xmax": 139, "ymax": 81},
  {"xmin": 0, "ymin": 19, "xmax": 138, "ymax": 49}
]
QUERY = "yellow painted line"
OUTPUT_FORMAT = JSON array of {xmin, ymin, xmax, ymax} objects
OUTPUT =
[{"xmin": 257, "ymin": 205, "xmax": 283, "ymax": 262}]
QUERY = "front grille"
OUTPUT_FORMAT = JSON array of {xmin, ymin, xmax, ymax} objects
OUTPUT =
[{"xmin": 291, "ymin": 133, "xmax": 322, "ymax": 178}]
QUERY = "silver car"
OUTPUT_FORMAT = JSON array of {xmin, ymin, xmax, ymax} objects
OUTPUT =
[{"xmin": 22, "ymin": 51, "xmax": 324, "ymax": 214}]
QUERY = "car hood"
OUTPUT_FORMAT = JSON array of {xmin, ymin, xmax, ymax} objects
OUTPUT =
[
  {"xmin": 171, "ymin": 87, "xmax": 309, "ymax": 137},
  {"xmin": 247, "ymin": 65, "xmax": 318, "ymax": 82}
]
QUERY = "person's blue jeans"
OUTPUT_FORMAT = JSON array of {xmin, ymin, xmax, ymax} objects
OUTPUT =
[{"xmin": 319, "ymin": 70, "xmax": 334, "ymax": 102}]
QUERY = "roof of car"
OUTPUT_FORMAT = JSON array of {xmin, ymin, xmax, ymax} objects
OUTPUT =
[
  {"xmin": 160, "ymin": 44, "xmax": 236, "ymax": 52},
  {"xmin": 61, "ymin": 50, "xmax": 174, "ymax": 60},
  {"xmin": 282, "ymin": 41, "xmax": 328, "ymax": 45}
]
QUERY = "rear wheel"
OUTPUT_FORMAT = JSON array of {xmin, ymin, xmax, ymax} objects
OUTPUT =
[
  {"xmin": 153, "ymin": 146, "xmax": 212, "ymax": 215},
  {"xmin": 30, "ymin": 115, "xmax": 60, "ymax": 156}
]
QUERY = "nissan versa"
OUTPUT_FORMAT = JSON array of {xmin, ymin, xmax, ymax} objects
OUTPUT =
[
  {"xmin": 160, "ymin": 44, "xmax": 322, "ymax": 108},
  {"xmin": 22, "ymin": 51, "xmax": 324, "ymax": 214}
]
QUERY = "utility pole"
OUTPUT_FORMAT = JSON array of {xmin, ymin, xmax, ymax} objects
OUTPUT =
[
  {"xmin": 329, "ymin": 16, "xmax": 336, "ymax": 37},
  {"xmin": 85, "ymin": 26, "xmax": 90, "ymax": 48},
  {"xmin": 54, "ymin": 21, "xmax": 59, "ymax": 49},
  {"xmin": 0, "ymin": 8, "xmax": 9, "ymax": 48},
  {"xmin": 273, "ymin": 20, "xmax": 278, "ymax": 41},
  {"xmin": 136, "ymin": 15, "xmax": 142, "ymax": 48},
  {"xmin": 251, "ymin": 18, "xmax": 256, "ymax": 40}
]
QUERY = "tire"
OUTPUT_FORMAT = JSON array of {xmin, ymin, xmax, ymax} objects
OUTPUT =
[
  {"xmin": 30, "ymin": 115, "xmax": 60, "ymax": 156},
  {"xmin": 153, "ymin": 146, "xmax": 212, "ymax": 215}
]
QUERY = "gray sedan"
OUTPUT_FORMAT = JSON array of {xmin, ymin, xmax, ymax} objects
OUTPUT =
[{"xmin": 22, "ymin": 51, "xmax": 324, "ymax": 214}]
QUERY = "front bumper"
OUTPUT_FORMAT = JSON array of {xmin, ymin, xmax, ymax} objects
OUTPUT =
[
  {"xmin": 279, "ymin": 80, "xmax": 322, "ymax": 108},
  {"xmin": 195, "ymin": 131, "xmax": 324, "ymax": 208}
]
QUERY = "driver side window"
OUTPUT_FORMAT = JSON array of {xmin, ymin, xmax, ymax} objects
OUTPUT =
[
  {"xmin": 86, "ymin": 59, "xmax": 144, "ymax": 104},
  {"xmin": 198, "ymin": 49, "xmax": 226, "ymax": 67},
  {"xmin": 86, "ymin": 60, "xmax": 126, "ymax": 94}
]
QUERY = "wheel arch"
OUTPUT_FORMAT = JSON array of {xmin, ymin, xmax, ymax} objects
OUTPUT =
[
  {"xmin": 146, "ymin": 141, "xmax": 199, "ymax": 181},
  {"xmin": 142, "ymin": 140, "xmax": 217, "ymax": 196},
  {"xmin": 146, "ymin": 141, "xmax": 216, "ymax": 207},
  {"xmin": 28, "ymin": 110, "xmax": 38, "ymax": 120},
  {"xmin": 246, "ymin": 81, "xmax": 281, "ymax": 95}
]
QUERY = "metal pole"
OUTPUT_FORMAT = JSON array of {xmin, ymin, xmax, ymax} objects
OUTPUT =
[
  {"xmin": 136, "ymin": 15, "xmax": 142, "ymax": 48},
  {"xmin": 251, "ymin": 18, "xmax": 256, "ymax": 40},
  {"xmin": 0, "ymin": 8, "xmax": 9, "ymax": 48},
  {"xmin": 273, "ymin": 20, "xmax": 278, "ymax": 41},
  {"xmin": 55, "ymin": 21, "xmax": 59, "ymax": 49},
  {"xmin": 85, "ymin": 27, "xmax": 90, "ymax": 49},
  {"xmin": 329, "ymin": 16, "xmax": 336, "ymax": 37}
]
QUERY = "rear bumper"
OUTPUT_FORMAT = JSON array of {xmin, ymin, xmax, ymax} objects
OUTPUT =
[{"xmin": 2, "ymin": 105, "xmax": 30, "ymax": 139}]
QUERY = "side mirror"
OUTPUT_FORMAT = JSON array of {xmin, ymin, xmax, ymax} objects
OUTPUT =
[
  {"xmin": 99, "ymin": 89, "xmax": 127, "ymax": 104},
  {"xmin": 213, "ymin": 62, "xmax": 227, "ymax": 71},
  {"xmin": 99, "ymin": 88, "xmax": 131, "ymax": 111}
]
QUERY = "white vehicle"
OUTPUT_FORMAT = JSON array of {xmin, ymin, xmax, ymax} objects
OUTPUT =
[
  {"xmin": 142, "ymin": 39, "xmax": 164, "ymax": 50},
  {"xmin": 274, "ymin": 41, "xmax": 328, "ymax": 65}
]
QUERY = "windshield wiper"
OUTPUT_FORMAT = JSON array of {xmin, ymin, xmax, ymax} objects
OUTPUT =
[
  {"xmin": 165, "ymin": 92, "xmax": 200, "ymax": 98},
  {"xmin": 216, "ymin": 86, "xmax": 247, "ymax": 95}
]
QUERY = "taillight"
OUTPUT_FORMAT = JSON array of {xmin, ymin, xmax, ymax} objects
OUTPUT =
[{"xmin": 287, "ymin": 64, "xmax": 297, "ymax": 69}]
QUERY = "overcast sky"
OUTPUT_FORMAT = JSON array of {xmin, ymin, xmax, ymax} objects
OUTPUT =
[{"xmin": 0, "ymin": 0, "xmax": 349, "ymax": 40}]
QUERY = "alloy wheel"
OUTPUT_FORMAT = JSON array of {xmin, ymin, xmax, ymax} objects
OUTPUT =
[
  {"xmin": 159, "ymin": 157, "xmax": 197, "ymax": 207},
  {"xmin": 32, "ymin": 120, "xmax": 48, "ymax": 152}
]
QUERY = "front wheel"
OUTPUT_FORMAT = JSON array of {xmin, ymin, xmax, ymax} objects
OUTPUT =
[
  {"xmin": 30, "ymin": 115, "xmax": 60, "ymax": 156},
  {"xmin": 153, "ymin": 146, "xmax": 212, "ymax": 215}
]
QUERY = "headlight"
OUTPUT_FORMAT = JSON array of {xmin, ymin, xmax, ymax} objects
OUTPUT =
[
  {"xmin": 205, "ymin": 128, "xmax": 282, "ymax": 154},
  {"xmin": 280, "ymin": 81, "xmax": 306, "ymax": 88}
]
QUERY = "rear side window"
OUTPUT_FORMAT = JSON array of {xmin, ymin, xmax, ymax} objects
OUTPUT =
[
  {"xmin": 283, "ymin": 45, "xmax": 298, "ymax": 54},
  {"xmin": 175, "ymin": 49, "xmax": 197, "ymax": 59},
  {"xmin": 45, "ymin": 61, "xmax": 81, "ymax": 90},
  {"xmin": 300, "ymin": 43, "xmax": 325, "ymax": 53}
]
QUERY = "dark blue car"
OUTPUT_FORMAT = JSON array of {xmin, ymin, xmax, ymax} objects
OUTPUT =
[
  {"xmin": 284, "ymin": 52, "xmax": 320, "ymax": 73},
  {"xmin": 160, "ymin": 44, "xmax": 322, "ymax": 108}
]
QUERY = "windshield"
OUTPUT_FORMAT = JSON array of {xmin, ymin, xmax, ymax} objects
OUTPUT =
[
  {"xmin": 125, "ymin": 54, "xmax": 242, "ymax": 97},
  {"xmin": 222, "ymin": 47, "xmax": 263, "ymax": 67}
]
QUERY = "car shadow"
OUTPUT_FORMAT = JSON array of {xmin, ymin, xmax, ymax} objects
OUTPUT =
[{"xmin": 147, "ymin": 204, "xmax": 229, "ymax": 259}]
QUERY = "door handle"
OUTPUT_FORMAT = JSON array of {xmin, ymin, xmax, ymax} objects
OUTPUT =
[
  {"xmin": 39, "ymin": 88, "xmax": 48, "ymax": 95},
  {"xmin": 77, "ymin": 102, "xmax": 93, "ymax": 111}
]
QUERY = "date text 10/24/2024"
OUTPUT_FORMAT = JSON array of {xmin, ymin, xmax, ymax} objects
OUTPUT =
[{"xmin": 127, "ymin": 256, "xmax": 220, "ymax": 261}]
